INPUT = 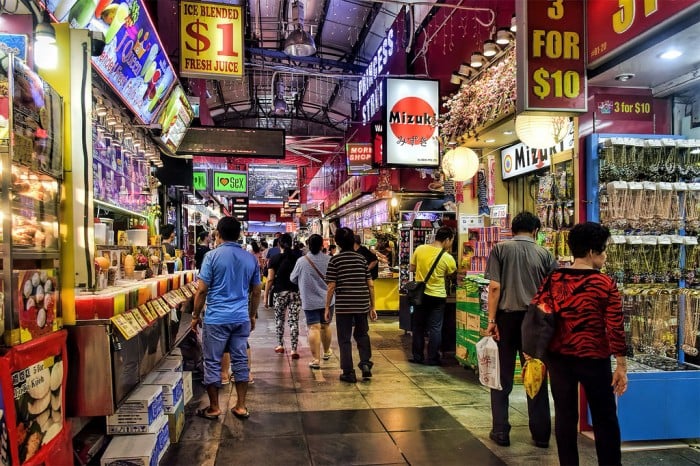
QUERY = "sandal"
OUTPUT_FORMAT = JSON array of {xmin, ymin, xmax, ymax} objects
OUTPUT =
[
  {"xmin": 195, "ymin": 408, "xmax": 220, "ymax": 420},
  {"xmin": 231, "ymin": 408, "xmax": 250, "ymax": 419},
  {"xmin": 274, "ymin": 346, "xmax": 285, "ymax": 353},
  {"xmin": 322, "ymin": 350, "xmax": 333, "ymax": 360},
  {"xmin": 291, "ymin": 352, "xmax": 300, "ymax": 360},
  {"xmin": 309, "ymin": 360, "xmax": 320, "ymax": 369}
]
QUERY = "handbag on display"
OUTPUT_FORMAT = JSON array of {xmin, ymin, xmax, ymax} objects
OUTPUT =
[
  {"xmin": 406, "ymin": 249, "xmax": 445, "ymax": 306},
  {"xmin": 521, "ymin": 274, "xmax": 556, "ymax": 360}
]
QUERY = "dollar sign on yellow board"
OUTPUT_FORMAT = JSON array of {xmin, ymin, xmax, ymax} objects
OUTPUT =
[
  {"xmin": 532, "ymin": 68, "xmax": 550, "ymax": 99},
  {"xmin": 185, "ymin": 20, "xmax": 211, "ymax": 56}
]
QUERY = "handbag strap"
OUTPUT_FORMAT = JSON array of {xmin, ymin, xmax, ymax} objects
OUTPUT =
[
  {"xmin": 305, "ymin": 255, "xmax": 325, "ymax": 280},
  {"xmin": 422, "ymin": 249, "xmax": 446, "ymax": 282}
]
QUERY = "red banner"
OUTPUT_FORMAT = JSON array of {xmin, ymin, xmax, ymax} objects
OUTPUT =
[
  {"xmin": 346, "ymin": 143, "xmax": 377, "ymax": 175},
  {"xmin": 587, "ymin": 0, "xmax": 698, "ymax": 67},
  {"xmin": 594, "ymin": 94, "xmax": 654, "ymax": 121},
  {"xmin": 517, "ymin": 0, "xmax": 587, "ymax": 113}
]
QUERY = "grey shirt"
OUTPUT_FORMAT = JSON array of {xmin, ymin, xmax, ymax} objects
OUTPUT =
[
  {"xmin": 290, "ymin": 252, "xmax": 333, "ymax": 310},
  {"xmin": 484, "ymin": 235, "xmax": 557, "ymax": 312}
]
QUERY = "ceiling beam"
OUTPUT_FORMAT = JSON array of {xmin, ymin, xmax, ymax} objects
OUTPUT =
[{"xmin": 246, "ymin": 47, "xmax": 364, "ymax": 73}]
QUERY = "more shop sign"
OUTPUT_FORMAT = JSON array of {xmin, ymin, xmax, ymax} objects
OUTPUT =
[
  {"xmin": 516, "ymin": 0, "xmax": 587, "ymax": 113},
  {"xmin": 346, "ymin": 143, "xmax": 378, "ymax": 175},
  {"xmin": 501, "ymin": 128, "xmax": 574, "ymax": 180}
]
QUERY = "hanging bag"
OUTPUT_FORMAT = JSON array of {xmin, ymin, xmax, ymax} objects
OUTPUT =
[
  {"xmin": 406, "ymin": 250, "xmax": 445, "ymax": 306},
  {"xmin": 521, "ymin": 274, "xmax": 556, "ymax": 360},
  {"xmin": 476, "ymin": 336, "xmax": 502, "ymax": 390}
]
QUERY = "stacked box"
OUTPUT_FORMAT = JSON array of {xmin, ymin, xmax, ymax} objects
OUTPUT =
[
  {"xmin": 167, "ymin": 399, "xmax": 185, "ymax": 444},
  {"xmin": 142, "ymin": 371, "xmax": 184, "ymax": 414},
  {"xmin": 182, "ymin": 371, "xmax": 193, "ymax": 405},
  {"xmin": 101, "ymin": 415, "xmax": 170, "ymax": 466},
  {"xmin": 106, "ymin": 385, "xmax": 164, "ymax": 435},
  {"xmin": 156, "ymin": 356, "xmax": 183, "ymax": 373}
]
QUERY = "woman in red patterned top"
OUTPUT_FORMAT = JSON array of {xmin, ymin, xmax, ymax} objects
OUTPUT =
[{"xmin": 532, "ymin": 222, "xmax": 627, "ymax": 466}]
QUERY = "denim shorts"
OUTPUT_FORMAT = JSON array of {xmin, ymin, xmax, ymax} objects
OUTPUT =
[
  {"xmin": 304, "ymin": 306, "xmax": 334, "ymax": 325},
  {"xmin": 202, "ymin": 322, "xmax": 250, "ymax": 387}
]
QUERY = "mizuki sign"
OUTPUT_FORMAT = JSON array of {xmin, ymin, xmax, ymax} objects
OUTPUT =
[
  {"xmin": 516, "ymin": 0, "xmax": 587, "ymax": 113},
  {"xmin": 384, "ymin": 78, "xmax": 439, "ymax": 167}
]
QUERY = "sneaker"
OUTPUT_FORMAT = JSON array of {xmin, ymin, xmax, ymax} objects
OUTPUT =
[
  {"xmin": 533, "ymin": 439, "xmax": 549, "ymax": 448},
  {"xmin": 322, "ymin": 350, "xmax": 333, "ymax": 360},
  {"xmin": 339, "ymin": 372, "xmax": 357, "ymax": 383},
  {"xmin": 359, "ymin": 363, "xmax": 372, "ymax": 379},
  {"xmin": 489, "ymin": 431, "xmax": 510, "ymax": 447}
]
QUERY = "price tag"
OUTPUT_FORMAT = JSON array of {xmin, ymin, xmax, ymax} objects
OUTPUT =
[{"xmin": 490, "ymin": 205, "xmax": 508, "ymax": 218}]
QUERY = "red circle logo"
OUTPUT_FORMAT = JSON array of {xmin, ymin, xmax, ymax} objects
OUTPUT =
[{"xmin": 389, "ymin": 97, "xmax": 436, "ymax": 144}]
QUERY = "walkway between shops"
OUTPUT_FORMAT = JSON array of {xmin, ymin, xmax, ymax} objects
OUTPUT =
[{"xmin": 162, "ymin": 305, "xmax": 700, "ymax": 466}]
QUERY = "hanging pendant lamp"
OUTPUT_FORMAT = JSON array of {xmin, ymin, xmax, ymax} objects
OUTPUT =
[{"xmin": 284, "ymin": 1, "xmax": 316, "ymax": 57}]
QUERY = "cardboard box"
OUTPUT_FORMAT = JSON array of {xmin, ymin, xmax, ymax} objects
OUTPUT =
[
  {"xmin": 167, "ymin": 399, "xmax": 185, "ymax": 443},
  {"xmin": 155, "ymin": 357, "xmax": 183, "ymax": 373},
  {"xmin": 106, "ymin": 385, "xmax": 163, "ymax": 434},
  {"xmin": 101, "ymin": 415, "xmax": 170, "ymax": 466},
  {"xmin": 142, "ymin": 371, "xmax": 183, "ymax": 414},
  {"xmin": 182, "ymin": 371, "xmax": 193, "ymax": 405}
]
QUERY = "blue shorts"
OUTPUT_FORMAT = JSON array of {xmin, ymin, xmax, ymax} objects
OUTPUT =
[
  {"xmin": 304, "ymin": 306, "xmax": 334, "ymax": 325},
  {"xmin": 202, "ymin": 322, "xmax": 250, "ymax": 387}
]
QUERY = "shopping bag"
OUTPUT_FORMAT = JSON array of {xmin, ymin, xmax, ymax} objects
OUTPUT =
[
  {"xmin": 522, "ymin": 358, "xmax": 547, "ymax": 399},
  {"xmin": 405, "ymin": 280, "xmax": 426, "ymax": 306},
  {"xmin": 476, "ymin": 336, "xmax": 502, "ymax": 390},
  {"xmin": 521, "ymin": 302, "xmax": 556, "ymax": 360}
]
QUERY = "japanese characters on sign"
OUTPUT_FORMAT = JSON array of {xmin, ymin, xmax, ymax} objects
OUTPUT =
[{"xmin": 516, "ymin": 0, "xmax": 587, "ymax": 113}]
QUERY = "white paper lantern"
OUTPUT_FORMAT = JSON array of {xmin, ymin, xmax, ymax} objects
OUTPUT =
[
  {"xmin": 515, "ymin": 114, "xmax": 571, "ymax": 149},
  {"xmin": 442, "ymin": 146, "xmax": 479, "ymax": 181}
]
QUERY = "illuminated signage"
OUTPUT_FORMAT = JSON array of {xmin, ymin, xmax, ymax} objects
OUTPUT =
[
  {"xmin": 384, "ymin": 78, "xmax": 439, "ymax": 167},
  {"xmin": 213, "ymin": 171, "xmax": 247, "ymax": 194},
  {"xmin": 346, "ymin": 143, "xmax": 377, "ymax": 175},
  {"xmin": 180, "ymin": 1, "xmax": 244, "ymax": 79},
  {"xmin": 0, "ymin": 34, "xmax": 27, "ymax": 61},
  {"xmin": 157, "ymin": 85, "xmax": 194, "ymax": 154},
  {"xmin": 516, "ymin": 0, "xmax": 587, "ymax": 113},
  {"xmin": 193, "ymin": 171, "xmax": 207, "ymax": 191},
  {"xmin": 43, "ymin": 0, "xmax": 178, "ymax": 124},
  {"xmin": 501, "ymin": 128, "xmax": 574, "ymax": 180},
  {"xmin": 358, "ymin": 28, "xmax": 395, "ymax": 124},
  {"xmin": 248, "ymin": 164, "xmax": 298, "ymax": 204},
  {"xmin": 587, "ymin": 0, "xmax": 698, "ymax": 67},
  {"xmin": 595, "ymin": 94, "xmax": 654, "ymax": 121}
]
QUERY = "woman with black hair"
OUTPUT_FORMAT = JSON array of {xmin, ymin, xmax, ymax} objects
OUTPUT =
[
  {"xmin": 530, "ymin": 221, "xmax": 627, "ymax": 466},
  {"xmin": 264, "ymin": 233, "xmax": 302, "ymax": 358},
  {"xmin": 194, "ymin": 230, "xmax": 210, "ymax": 270}
]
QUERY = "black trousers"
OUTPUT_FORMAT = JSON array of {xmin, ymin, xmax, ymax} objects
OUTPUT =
[
  {"xmin": 490, "ymin": 311, "xmax": 551, "ymax": 443},
  {"xmin": 411, "ymin": 294, "xmax": 446, "ymax": 364},
  {"xmin": 548, "ymin": 353, "xmax": 622, "ymax": 466},
  {"xmin": 336, "ymin": 313, "xmax": 372, "ymax": 374}
]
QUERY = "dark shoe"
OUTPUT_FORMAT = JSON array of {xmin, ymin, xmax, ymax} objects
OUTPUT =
[
  {"xmin": 359, "ymin": 363, "xmax": 372, "ymax": 379},
  {"xmin": 425, "ymin": 360, "xmax": 442, "ymax": 366},
  {"xmin": 533, "ymin": 439, "xmax": 549, "ymax": 448},
  {"xmin": 407, "ymin": 358, "xmax": 424, "ymax": 364},
  {"xmin": 339, "ymin": 372, "xmax": 357, "ymax": 383},
  {"xmin": 489, "ymin": 431, "xmax": 510, "ymax": 447}
]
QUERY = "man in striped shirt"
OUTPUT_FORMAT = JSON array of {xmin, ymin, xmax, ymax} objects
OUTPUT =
[{"xmin": 325, "ymin": 227, "xmax": 377, "ymax": 383}]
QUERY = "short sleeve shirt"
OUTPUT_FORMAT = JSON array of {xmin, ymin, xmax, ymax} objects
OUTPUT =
[
  {"xmin": 484, "ymin": 236, "xmax": 557, "ymax": 311},
  {"xmin": 410, "ymin": 245, "xmax": 457, "ymax": 298},
  {"xmin": 198, "ymin": 242, "xmax": 261, "ymax": 325},
  {"xmin": 356, "ymin": 246, "xmax": 379, "ymax": 279},
  {"xmin": 268, "ymin": 252, "xmax": 299, "ymax": 293},
  {"xmin": 326, "ymin": 251, "xmax": 371, "ymax": 314}
]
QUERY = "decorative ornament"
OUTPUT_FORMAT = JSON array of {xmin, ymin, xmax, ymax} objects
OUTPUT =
[
  {"xmin": 515, "ymin": 114, "xmax": 571, "ymax": 149},
  {"xmin": 442, "ymin": 146, "xmax": 480, "ymax": 182}
]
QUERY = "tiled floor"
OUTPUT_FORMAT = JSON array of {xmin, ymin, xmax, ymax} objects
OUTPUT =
[{"xmin": 162, "ymin": 307, "xmax": 700, "ymax": 466}]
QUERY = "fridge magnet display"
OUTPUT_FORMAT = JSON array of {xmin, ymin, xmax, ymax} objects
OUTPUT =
[{"xmin": 14, "ymin": 269, "xmax": 60, "ymax": 343}]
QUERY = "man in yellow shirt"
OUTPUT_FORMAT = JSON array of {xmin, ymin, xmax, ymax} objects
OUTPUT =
[{"xmin": 409, "ymin": 226, "xmax": 457, "ymax": 365}]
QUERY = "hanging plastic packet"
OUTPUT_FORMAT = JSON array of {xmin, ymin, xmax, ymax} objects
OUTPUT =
[{"xmin": 522, "ymin": 358, "xmax": 546, "ymax": 399}]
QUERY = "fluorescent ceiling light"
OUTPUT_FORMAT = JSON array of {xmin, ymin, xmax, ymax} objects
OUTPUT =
[{"xmin": 659, "ymin": 49, "xmax": 682, "ymax": 60}]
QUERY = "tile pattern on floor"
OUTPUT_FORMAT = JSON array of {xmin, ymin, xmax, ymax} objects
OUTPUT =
[{"xmin": 159, "ymin": 307, "xmax": 700, "ymax": 466}]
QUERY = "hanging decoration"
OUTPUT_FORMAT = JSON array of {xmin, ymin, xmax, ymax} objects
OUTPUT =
[
  {"xmin": 442, "ymin": 146, "xmax": 479, "ymax": 182},
  {"xmin": 514, "ymin": 114, "xmax": 571, "ymax": 149}
]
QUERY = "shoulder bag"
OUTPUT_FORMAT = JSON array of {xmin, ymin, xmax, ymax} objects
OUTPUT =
[
  {"xmin": 406, "ymin": 249, "xmax": 445, "ymax": 307},
  {"xmin": 521, "ymin": 274, "xmax": 556, "ymax": 360},
  {"xmin": 304, "ymin": 255, "xmax": 325, "ymax": 280}
]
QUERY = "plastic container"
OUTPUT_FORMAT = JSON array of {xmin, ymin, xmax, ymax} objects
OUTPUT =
[
  {"xmin": 94, "ymin": 223, "xmax": 107, "ymax": 245},
  {"xmin": 126, "ymin": 229, "xmax": 148, "ymax": 246}
]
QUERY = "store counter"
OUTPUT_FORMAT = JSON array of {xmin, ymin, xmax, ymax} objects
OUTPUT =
[{"xmin": 375, "ymin": 274, "xmax": 399, "ymax": 313}]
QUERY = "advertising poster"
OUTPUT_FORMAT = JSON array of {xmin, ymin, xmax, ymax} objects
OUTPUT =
[
  {"xmin": 43, "ymin": 0, "xmax": 177, "ymax": 124},
  {"xmin": 14, "ymin": 270, "xmax": 60, "ymax": 344},
  {"xmin": 156, "ymin": 85, "xmax": 193, "ymax": 154},
  {"xmin": 247, "ymin": 164, "xmax": 298, "ymax": 205},
  {"xmin": 384, "ymin": 78, "xmax": 439, "ymax": 167}
]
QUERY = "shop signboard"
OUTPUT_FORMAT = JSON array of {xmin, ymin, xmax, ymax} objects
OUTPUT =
[
  {"xmin": 587, "ymin": 0, "xmax": 699, "ymax": 67},
  {"xmin": 501, "ymin": 127, "xmax": 574, "ymax": 180},
  {"xmin": 384, "ymin": 78, "xmax": 440, "ymax": 167},
  {"xmin": 346, "ymin": 143, "xmax": 378, "ymax": 175},
  {"xmin": 247, "ymin": 164, "xmax": 298, "ymax": 205},
  {"xmin": 229, "ymin": 197, "xmax": 248, "ymax": 222},
  {"xmin": 212, "ymin": 170, "xmax": 247, "ymax": 195},
  {"xmin": 42, "ymin": 0, "xmax": 178, "ymax": 124},
  {"xmin": 179, "ymin": 1, "xmax": 244, "ymax": 79},
  {"xmin": 156, "ymin": 85, "xmax": 194, "ymax": 154},
  {"xmin": 516, "ymin": 0, "xmax": 587, "ymax": 113},
  {"xmin": 595, "ymin": 94, "xmax": 654, "ymax": 121},
  {"xmin": 337, "ymin": 176, "xmax": 363, "ymax": 207},
  {"xmin": 0, "ymin": 34, "xmax": 27, "ymax": 61},
  {"xmin": 193, "ymin": 170, "xmax": 207, "ymax": 191}
]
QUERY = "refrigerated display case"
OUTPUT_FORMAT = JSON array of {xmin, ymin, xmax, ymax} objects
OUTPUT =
[{"xmin": 0, "ymin": 54, "xmax": 64, "ymax": 346}]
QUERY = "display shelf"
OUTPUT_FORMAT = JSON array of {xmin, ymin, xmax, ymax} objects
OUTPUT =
[
  {"xmin": 94, "ymin": 199, "xmax": 148, "ymax": 220},
  {"xmin": 10, "ymin": 251, "xmax": 61, "ymax": 261}
]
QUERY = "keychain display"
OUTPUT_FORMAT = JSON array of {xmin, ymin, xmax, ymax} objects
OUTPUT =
[
  {"xmin": 534, "ymin": 160, "xmax": 574, "ymax": 261},
  {"xmin": 680, "ymin": 290, "xmax": 700, "ymax": 357},
  {"xmin": 622, "ymin": 287, "xmax": 678, "ymax": 359}
]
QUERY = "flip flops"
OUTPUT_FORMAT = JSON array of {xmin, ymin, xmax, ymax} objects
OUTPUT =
[
  {"xmin": 231, "ymin": 408, "xmax": 250, "ymax": 420},
  {"xmin": 195, "ymin": 408, "xmax": 220, "ymax": 420},
  {"xmin": 322, "ymin": 350, "xmax": 333, "ymax": 360},
  {"xmin": 309, "ymin": 360, "xmax": 320, "ymax": 369}
]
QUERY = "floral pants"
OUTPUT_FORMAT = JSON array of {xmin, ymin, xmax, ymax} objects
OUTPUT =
[{"xmin": 274, "ymin": 291, "xmax": 302, "ymax": 351}]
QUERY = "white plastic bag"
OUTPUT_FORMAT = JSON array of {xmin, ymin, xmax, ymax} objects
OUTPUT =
[{"xmin": 476, "ymin": 336, "xmax": 502, "ymax": 390}]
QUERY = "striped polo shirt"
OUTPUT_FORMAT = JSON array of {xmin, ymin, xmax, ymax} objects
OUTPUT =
[{"xmin": 326, "ymin": 250, "xmax": 371, "ymax": 314}]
